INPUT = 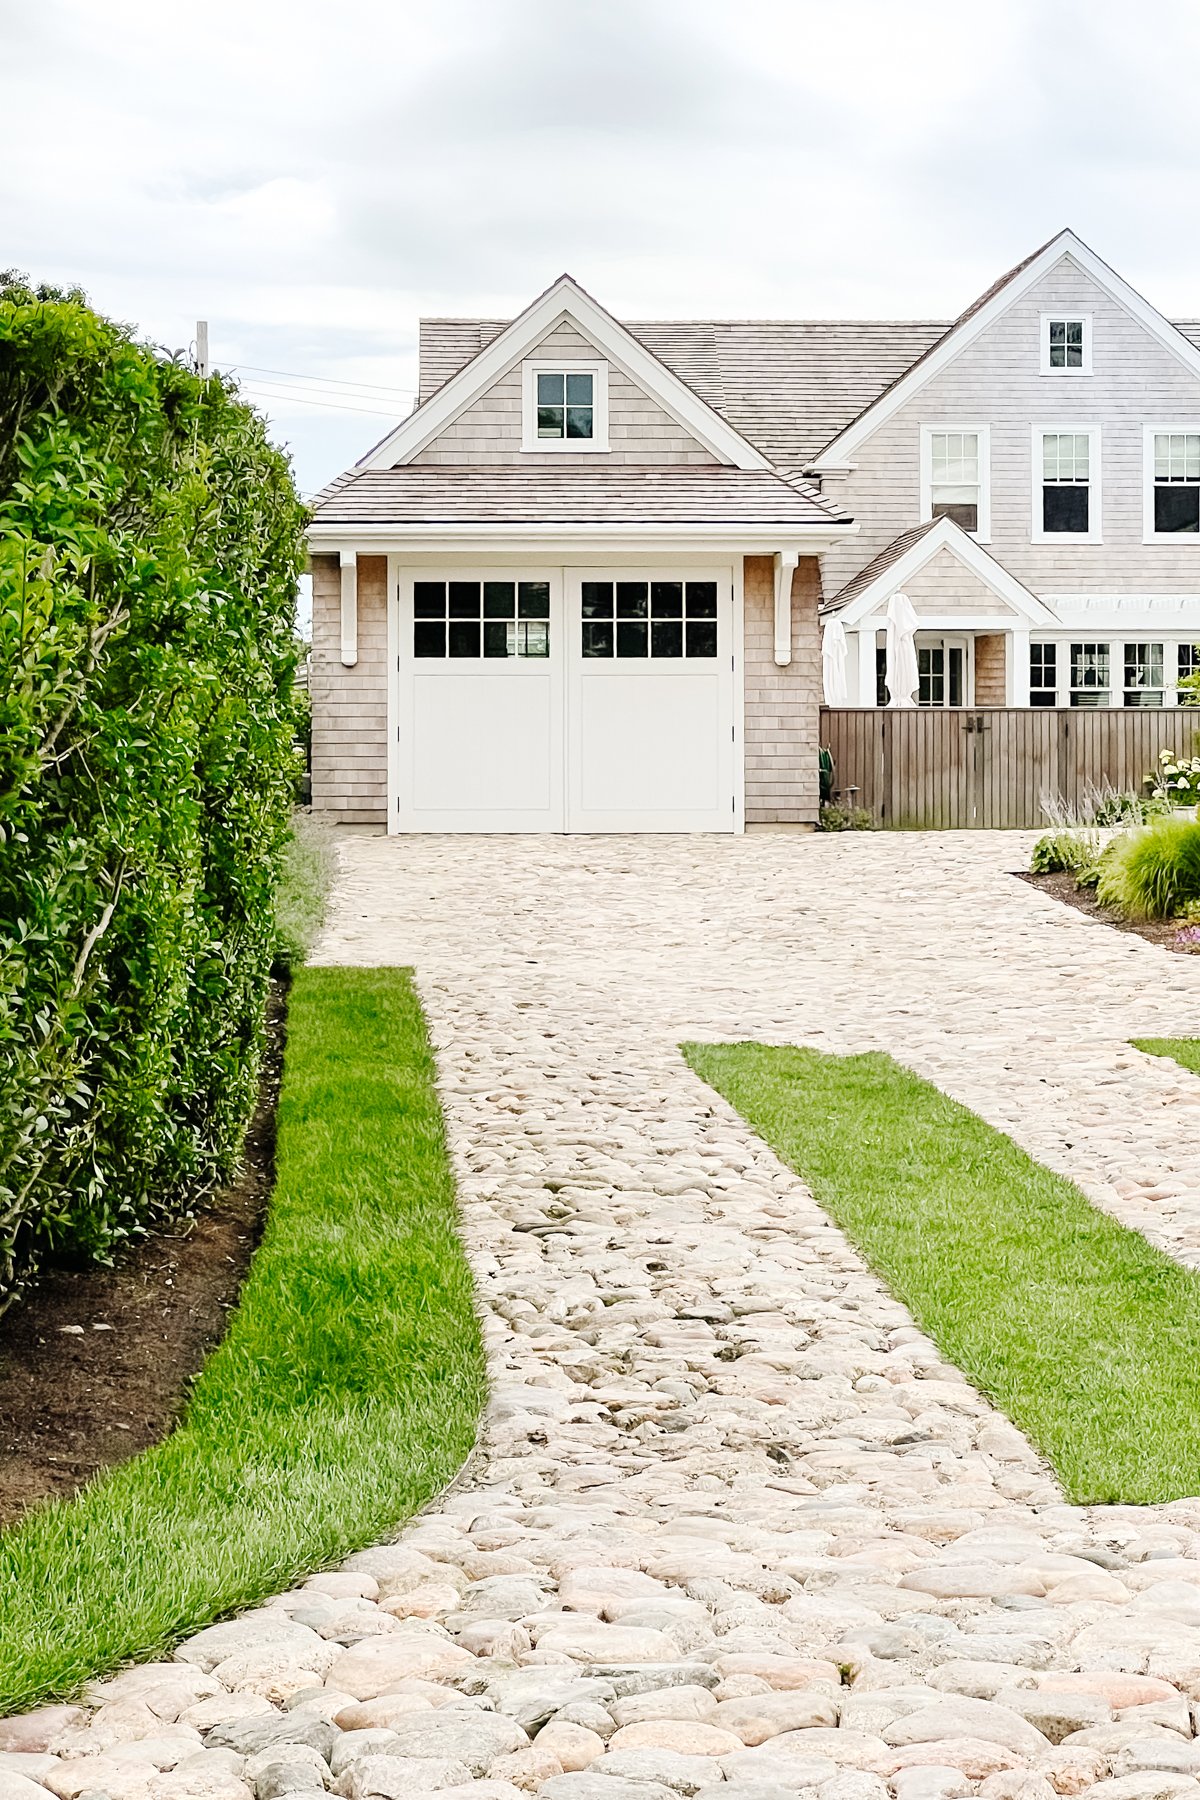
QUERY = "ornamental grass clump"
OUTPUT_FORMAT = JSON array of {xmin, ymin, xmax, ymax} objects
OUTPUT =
[
  {"xmin": 1095, "ymin": 817, "xmax": 1200, "ymax": 920},
  {"xmin": 0, "ymin": 273, "xmax": 307, "ymax": 1308},
  {"xmin": 1030, "ymin": 829, "xmax": 1096, "ymax": 875}
]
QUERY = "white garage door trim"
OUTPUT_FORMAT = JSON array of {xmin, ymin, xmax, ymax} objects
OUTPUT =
[{"xmin": 390, "ymin": 560, "xmax": 741, "ymax": 834}]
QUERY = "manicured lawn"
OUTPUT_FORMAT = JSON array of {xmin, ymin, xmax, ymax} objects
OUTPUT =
[
  {"xmin": 0, "ymin": 968, "xmax": 485, "ymax": 1712},
  {"xmin": 684, "ymin": 1041, "xmax": 1200, "ymax": 1506},
  {"xmin": 1134, "ymin": 1037, "xmax": 1200, "ymax": 1079}
]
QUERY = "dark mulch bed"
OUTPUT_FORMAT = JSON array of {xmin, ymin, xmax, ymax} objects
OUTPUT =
[
  {"xmin": 1019, "ymin": 869, "xmax": 1196, "ymax": 953},
  {"xmin": 0, "ymin": 983, "xmax": 286, "ymax": 1528}
]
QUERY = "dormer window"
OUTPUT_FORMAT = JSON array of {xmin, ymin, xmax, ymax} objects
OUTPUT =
[
  {"xmin": 521, "ymin": 360, "xmax": 609, "ymax": 452},
  {"xmin": 1040, "ymin": 314, "xmax": 1092, "ymax": 374}
]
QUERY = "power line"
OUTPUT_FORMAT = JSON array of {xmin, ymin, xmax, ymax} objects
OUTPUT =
[
  {"xmin": 240, "ymin": 383, "xmax": 403, "ymax": 420},
  {"xmin": 224, "ymin": 361, "xmax": 416, "ymax": 398}
]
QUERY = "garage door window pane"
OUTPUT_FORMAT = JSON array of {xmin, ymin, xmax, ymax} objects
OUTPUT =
[
  {"xmin": 483, "ymin": 621, "xmax": 509, "ymax": 657},
  {"xmin": 448, "ymin": 581, "xmax": 480, "ymax": 618},
  {"xmin": 651, "ymin": 581, "xmax": 684, "ymax": 617},
  {"xmin": 483, "ymin": 582, "xmax": 515, "ymax": 618},
  {"xmin": 617, "ymin": 621, "xmax": 648, "ymax": 656},
  {"xmin": 651, "ymin": 621, "xmax": 684, "ymax": 658},
  {"xmin": 617, "ymin": 582, "xmax": 649, "ymax": 618},
  {"xmin": 414, "ymin": 582, "xmax": 446, "ymax": 618},
  {"xmin": 582, "ymin": 621, "xmax": 614, "ymax": 656},
  {"xmin": 686, "ymin": 582, "xmax": 718, "ymax": 618},
  {"xmin": 518, "ymin": 581, "xmax": 551, "ymax": 619},
  {"xmin": 582, "ymin": 582, "xmax": 613, "ymax": 618},
  {"xmin": 414, "ymin": 621, "xmax": 446, "ymax": 657},
  {"xmin": 448, "ymin": 621, "xmax": 480, "ymax": 657},
  {"xmin": 515, "ymin": 620, "xmax": 549, "ymax": 657},
  {"xmin": 686, "ymin": 620, "xmax": 718, "ymax": 657}
]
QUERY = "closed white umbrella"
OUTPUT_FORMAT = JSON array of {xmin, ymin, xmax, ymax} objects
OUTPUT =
[
  {"xmin": 885, "ymin": 590, "xmax": 920, "ymax": 708},
  {"xmin": 821, "ymin": 617, "xmax": 849, "ymax": 706}
]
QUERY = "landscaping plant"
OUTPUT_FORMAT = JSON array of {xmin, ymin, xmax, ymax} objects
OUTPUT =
[
  {"xmin": 1094, "ymin": 816, "xmax": 1200, "ymax": 919},
  {"xmin": 0, "ymin": 274, "xmax": 307, "ymax": 1308},
  {"xmin": 1150, "ymin": 747, "xmax": 1200, "ymax": 811},
  {"xmin": 1029, "ymin": 829, "xmax": 1096, "ymax": 875}
]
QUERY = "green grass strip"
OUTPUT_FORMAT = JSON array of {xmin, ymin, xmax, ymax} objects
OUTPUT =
[
  {"xmin": 1134, "ymin": 1037, "xmax": 1200, "ymax": 1079},
  {"xmin": 0, "ymin": 967, "xmax": 486, "ymax": 1712},
  {"xmin": 684, "ymin": 1040, "xmax": 1200, "ymax": 1507}
]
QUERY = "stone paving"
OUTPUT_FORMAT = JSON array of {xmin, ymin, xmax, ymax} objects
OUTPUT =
[{"xmin": 10, "ymin": 831, "xmax": 1200, "ymax": 1800}]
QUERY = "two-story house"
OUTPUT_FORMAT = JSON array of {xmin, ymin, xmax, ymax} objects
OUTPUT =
[{"xmin": 308, "ymin": 229, "xmax": 1200, "ymax": 834}]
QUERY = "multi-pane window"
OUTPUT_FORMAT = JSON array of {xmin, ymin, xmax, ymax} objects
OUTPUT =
[
  {"xmin": 1048, "ymin": 320, "xmax": 1085, "ymax": 368},
  {"xmin": 917, "ymin": 644, "xmax": 964, "ymax": 708},
  {"xmin": 1179, "ymin": 643, "xmax": 1200, "ymax": 693},
  {"xmin": 580, "ymin": 580, "xmax": 718, "ymax": 658},
  {"xmin": 1069, "ymin": 641, "xmax": 1110, "ymax": 707},
  {"xmin": 1042, "ymin": 433, "xmax": 1092, "ymax": 534},
  {"xmin": 929, "ymin": 432, "xmax": 982, "ymax": 532},
  {"xmin": 537, "ymin": 371, "xmax": 593, "ymax": 440},
  {"xmin": 413, "ymin": 581, "xmax": 550, "ymax": 658},
  {"xmin": 1153, "ymin": 433, "xmax": 1200, "ymax": 534},
  {"xmin": 1030, "ymin": 642, "xmax": 1058, "ymax": 706},
  {"xmin": 1124, "ymin": 642, "xmax": 1164, "ymax": 708}
]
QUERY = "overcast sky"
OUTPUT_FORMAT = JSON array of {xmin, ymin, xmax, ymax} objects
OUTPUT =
[{"xmin": 6, "ymin": 0, "xmax": 1200, "ymax": 499}]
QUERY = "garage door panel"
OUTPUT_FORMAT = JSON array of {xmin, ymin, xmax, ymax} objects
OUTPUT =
[
  {"xmin": 578, "ymin": 674, "xmax": 723, "ymax": 814},
  {"xmin": 411, "ymin": 674, "xmax": 555, "ymax": 816}
]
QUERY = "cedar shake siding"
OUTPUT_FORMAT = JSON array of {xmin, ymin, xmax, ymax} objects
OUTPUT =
[
  {"xmin": 743, "ymin": 555, "xmax": 821, "ymax": 826},
  {"xmin": 974, "ymin": 633, "xmax": 1008, "ymax": 705},
  {"xmin": 898, "ymin": 546, "xmax": 1023, "ymax": 618},
  {"xmin": 310, "ymin": 554, "xmax": 388, "ymax": 825}
]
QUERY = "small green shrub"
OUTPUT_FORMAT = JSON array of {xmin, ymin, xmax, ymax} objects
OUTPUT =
[
  {"xmin": 1095, "ymin": 818, "xmax": 1200, "ymax": 919},
  {"xmin": 1030, "ymin": 830, "xmax": 1095, "ymax": 875},
  {"xmin": 819, "ymin": 803, "xmax": 875, "ymax": 832}
]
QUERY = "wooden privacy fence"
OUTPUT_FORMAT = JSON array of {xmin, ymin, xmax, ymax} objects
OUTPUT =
[{"xmin": 820, "ymin": 707, "xmax": 1200, "ymax": 829}]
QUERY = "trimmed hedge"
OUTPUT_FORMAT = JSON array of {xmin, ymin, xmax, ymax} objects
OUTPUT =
[{"xmin": 0, "ymin": 274, "xmax": 308, "ymax": 1308}]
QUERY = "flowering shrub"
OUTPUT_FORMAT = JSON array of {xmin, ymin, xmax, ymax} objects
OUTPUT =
[
  {"xmin": 1150, "ymin": 749, "xmax": 1200, "ymax": 809},
  {"xmin": 1175, "ymin": 925, "xmax": 1200, "ymax": 953},
  {"xmin": 0, "ymin": 274, "xmax": 307, "ymax": 1308}
]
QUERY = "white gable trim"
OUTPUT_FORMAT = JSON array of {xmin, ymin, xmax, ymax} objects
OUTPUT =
[
  {"xmin": 829, "ymin": 518, "xmax": 1058, "ymax": 627},
  {"xmin": 810, "ymin": 231, "xmax": 1200, "ymax": 471},
  {"xmin": 359, "ymin": 276, "xmax": 773, "ymax": 472}
]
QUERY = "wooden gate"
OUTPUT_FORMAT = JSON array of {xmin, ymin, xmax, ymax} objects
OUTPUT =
[{"xmin": 819, "ymin": 707, "xmax": 1200, "ymax": 829}]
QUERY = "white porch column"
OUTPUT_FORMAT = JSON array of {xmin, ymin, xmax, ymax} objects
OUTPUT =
[
  {"xmin": 339, "ymin": 550, "xmax": 358, "ymax": 668},
  {"xmin": 1008, "ymin": 628, "xmax": 1031, "ymax": 706},
  {"xmin": 851, "ymin": 628, "xmax": 877, "ymax": 705},
  {"xmin": 773, "ymin": 550, "xmax": 799, "ymax": 666}
]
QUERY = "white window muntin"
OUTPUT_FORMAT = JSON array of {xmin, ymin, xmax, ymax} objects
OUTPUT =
[
  {"xmin": 1142, "ymin": 425, "xmax": 1200, "ymax": 542},
  {"xmin": 1031, "ymin": 425, "xmax": 1102, "ymax": 542},
  {"xmin": 1039, "ymin": 313, "xmax": 1093, "ymax": 375},
  {"xmin": 920, "ymin": 424, "xmax": 991, "ymax": 541},
  {"xmin": 521, "ymin": 359, "xmax": 609, "ymax": 453},
  {"xmin": 1025, "ymin": 637, "xmax": 1200, "ymax": 706}
]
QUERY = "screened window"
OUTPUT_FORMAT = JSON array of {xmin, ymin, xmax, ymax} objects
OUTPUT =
[
  {"xmin": 580, "ymin": 580, "xmax": 718, "ymax": 658},
  {"xmin": 1124, "ymin": 642, "xmax": 1164, "ymax": 708},
  {"xmin": 1030, "ymin": 642, "xmax": 1057, "ymax": 706},
  {"xmin": 537, "ymin": 371, "xmax": 593, "ymax": 440},
  {"xmin": 1070, "ymin": 641, "xmax": 1110, "ymax": 707},
  {"xmin": 413, "ymin": 581, "xmax": 550, "ymax": 658},
  {"xmin": 1042, "ymin": 433, "xmax": 1092, "ymax": 535},
  {"xmin": 929, "ymin": 431, "xmax": 982, "ymax": 532},
  {"xmin": 1152, "ymin": 433, "xmax": 1200, "ymax": 534}
]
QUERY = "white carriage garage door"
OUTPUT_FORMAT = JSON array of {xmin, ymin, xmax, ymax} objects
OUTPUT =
[{"xmin": 394, "ymin": 567, "xmax": 736, "ymax": 832}]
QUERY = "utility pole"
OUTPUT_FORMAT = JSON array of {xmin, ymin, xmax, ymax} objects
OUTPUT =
[{"xmin": 195, "ymin": 320, "xmax": 209, "ymax": 378}]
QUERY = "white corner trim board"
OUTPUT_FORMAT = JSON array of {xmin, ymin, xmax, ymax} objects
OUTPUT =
[
  {"xmin": 774, "ymin": 549, "xmax": 799, "ymax": 666},
  {"xmin": 340, "ymin": 550, "xmax": 358, "ymax": 667}
]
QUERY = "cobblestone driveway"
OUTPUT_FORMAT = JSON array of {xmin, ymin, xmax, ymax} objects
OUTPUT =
[{"xmin": 13, "ymin": 831, "xmax": 1200, "ymax": 1800}]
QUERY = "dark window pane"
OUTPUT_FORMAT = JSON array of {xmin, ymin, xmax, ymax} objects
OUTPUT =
[
  {"xmin": 483, "ymin": 581, "xmax": 515, "ymax": 618},
  {"xmin": 483, "ymin": 621, "xmax": 509, "ymax": 658},
  {"xmin": 686, "ymin": 581, "xmax": 718, "ymax": 618},
  {"xmin": 448, "ymin": 581, "xmax": 480, "ymax": 617},
  {"xmin": 876, "ymin": 646, "xmax": 890, "ymax": 708},
  {"xmin": 651, "ymin": 581, "xmax": 684, "ymax": 617},
  {"xmin": 582, "ymin": 621, "xmax": 614, "ymax": 657},
  {"xmin": 564, "ymin": 373, "xmax": 593, "ymax": 404},
  {"xmin": 565, "ymin": 406, "xmax": 593, "ymax": 439},
  {"xmin": 651, "ymin": 621, "xmax": 684, "ymax": 658},
  {"xmin": 518, "ymin": 581, "xmax": 551, "ymax": 619},
  {"xmin": 1049, "ymin": 341, "xmax": 1065, "ymax": 368},
  {"xmin": 538, "ymin": 406, "xmax": 564, "ymax": 437},
  {"xmin": 1043, "ymin": 486, "xmax": 1089, "ymax": 533},
  {"xmin": 948, "ymin": 647, "xmax": 963, "ymax": 708},
  {"xmin": 414, "ymin": 621, "xmax": 445, "ymax": 657},
  {"xmin": 617, "ymin": 621, "xmax": 648, "ymax": 657},
  {"xmin": 1031, "ymin": 690, "xmax": 1056, "ymax": 706},
  {"xmin": 581, "ymin": 581, "xmax": 613, "ymax": 619},
  {"xmin": 686, "ymin": 620, "xmax": 718, "ymax": 657},
  {"xmin": 931, "ymin": 500, "xmax": 979, "ymax": 531},
  {"xmin": 616, "ymin": 582, "xmax": 649, "ymax": 618},
  {"xmin": 448, "ymin": 621, "xmax": 480, "ymax": 657},
  {"xmin": 537, "ymin": 372, "xmax": 564, "ymax": 404},
  {"xmin": 519, "ymin": 621, "xmax": 550, "ymax": 657},
  {"xmin": 414, "ymin": 582, "xmax": 446, "ymax": 618},
  {"xmin": 1155, "ymin": 486, "xmax": 1200, "ymax": 533}
]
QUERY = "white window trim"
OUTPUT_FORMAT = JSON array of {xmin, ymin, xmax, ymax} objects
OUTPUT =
[
  {"xmin": 919, "ymin": 424, "xmax": 991, "ymax": 543},
  {"xmin": 521, "ymin": 359, "xmax": 609, "ymax": 453},
  {"xmin": 1031, "ymin": 425, "xmax": 1102, "ymax": 544},
  {"xmin": 1039, "ymin": 313, "xmax": 1093, "ymax": 376},
  {"xmin": 1142, "ymin": 423, "xmax": 1200, "ymax": 543}
]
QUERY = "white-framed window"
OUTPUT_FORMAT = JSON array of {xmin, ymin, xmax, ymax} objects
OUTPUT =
[
  {"xmin": 1033, "ymin": 427, "xmax": 1101, "ymax": 541},
  {"xmin": 1177, "ymin": 642, "xmax": 1200, "ymax": 701},
  {"xmin": 1124, "ymin": 642, "xmax": 1165, "ymax": 707},
  {"xmin": 412, "ymin": 578, "xmax": 551, "ymax": 659},
  {"xmin": 1030, "ymin": 642, "xmax": 1058, "ymax": 706},
  {"xmin": 1069, "ymin": 641, "xmax": 1110, "ymax": 707},
  {"xmin": 920, "ymin": 426, "xmax": 990, "ymax": 539},
  {"xmin": 1040, "ymin": 314, "xmax": 1093, "ymax": 375},
  {"xmin": 521, "ymin": 360, "xmax": 609, "ymax": 452},
  {"xmin": 1143, "ymin": 428, "xmax": 1200, "ymax": 540}
]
